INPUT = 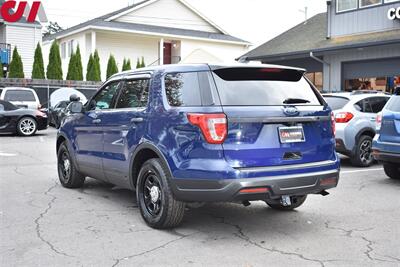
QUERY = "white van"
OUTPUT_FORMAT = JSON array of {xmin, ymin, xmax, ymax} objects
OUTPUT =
[{"xmin": 0, "ymin": 87, "xmax": 41, "ymax": 109}]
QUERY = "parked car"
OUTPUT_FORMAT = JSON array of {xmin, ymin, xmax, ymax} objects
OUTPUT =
[
  {"xmin": 372, "ymin": 92, "xmax": 400, "ymax": 179},
  {"xmin": 0, "ymin": 100, "xmax": 48, "ymax": 136},
  {"xmin": 0, "ymin": 87, "xmax": 41, "ymax": 109},
  {"xmin": 57, "ymin": 64, "xmax": 340, "ymax": 229},
  {"xmin": 49, "ymin": 100, "xmax": 70, "ymax": 128},
  {"xmin": 323, "ymin": 92, "xmax": 390, "ymax": 167}
]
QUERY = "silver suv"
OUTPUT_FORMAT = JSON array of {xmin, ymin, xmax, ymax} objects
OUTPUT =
[{"xmin": 323, "ymin": 92, "xmax": 390, "ymax": 167}]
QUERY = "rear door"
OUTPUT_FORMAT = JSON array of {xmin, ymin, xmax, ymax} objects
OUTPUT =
[
  {"xmin": 101, "ymin": 75, "xmax": 151, "ymax": 187},
  {"xmin": 211, "ymin": 67, "xmax": 335, "ymax": 168},
  {"xmin": 380, "ymin": 96, "xmax": 400, "ymax": 144}
]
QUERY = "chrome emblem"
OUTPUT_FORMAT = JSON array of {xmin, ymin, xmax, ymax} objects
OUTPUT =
[{"xmin": 283, "ymin": 106, "xmax": 300, "ymax": 117}]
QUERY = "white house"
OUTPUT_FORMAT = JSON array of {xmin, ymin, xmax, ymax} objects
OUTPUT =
[
  {"xmin": 43, "ymin": 0, "xmax": 250, "ymax": 81},
  {"xmin": 0, "ymin": 17, "xmax": 42, "ymax": 78}
]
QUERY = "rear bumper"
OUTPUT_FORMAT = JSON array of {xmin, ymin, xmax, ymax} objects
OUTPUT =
[
  {"xmin": 36, "ymin": 117, "xmax": 48, "ymax": 131},
  {"xmin": 171, "ymin": 169, "xmax": 340, "ymax": 202},
  {"xmin": 372, "ymin": 138, "xmax": 400, "ymax": 164}
]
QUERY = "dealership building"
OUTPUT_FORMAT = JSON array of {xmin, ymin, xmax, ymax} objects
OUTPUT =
[{"xmin": 240, "ymin": 0, "xmax": 400, "ymax": 92}]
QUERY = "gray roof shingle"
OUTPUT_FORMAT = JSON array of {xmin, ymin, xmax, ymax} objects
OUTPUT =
[{"xmin": 241, "ymin": 13, "xmax": 400, "ymax": 60}]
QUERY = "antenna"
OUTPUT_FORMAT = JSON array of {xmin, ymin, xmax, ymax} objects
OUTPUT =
[{"xmin": 299, "ymin": 6, "xmax": 308, "ymax": 24}]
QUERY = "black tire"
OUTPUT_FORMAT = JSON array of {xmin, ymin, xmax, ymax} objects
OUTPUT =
[
  {"xmin": 351, "ymin": 135, "xmax": 374, "ymax": 167},
  {"xmin": 136, "ymin": 158, "xmax": 185, "ymax": 229},
  {"xmin": 265, "ymin": 195, "xmax": 307, "ymax": 211},
  {"xmin": 17, "ymin": 117, "xmax": 38, "ymax": 136},
  {"xmin": 384, "ymin": 163, "xmax": 400, "ymax": 180},
  {"xmin": 57, "ymin": 142, "xmax": 85, "ymax": 188}
]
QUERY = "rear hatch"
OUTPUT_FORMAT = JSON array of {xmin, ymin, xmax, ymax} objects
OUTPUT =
[
  {"xmin": 211, "ymin": 67, "xmax": 335, "ymax": 169},
  {"xmin": 380, "ymin": 96, "xmax": 400, "ymax": 144}
]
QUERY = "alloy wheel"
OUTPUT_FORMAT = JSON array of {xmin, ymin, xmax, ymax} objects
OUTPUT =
[
  {"xmin": 19, "ymin": 118, "xmax": 36, "ymax": 135},
  {"xmin": 359, "ymin": 139, "xmax": 373, "ymax": 164},
  {"xmin": 58, "ymin": 152, "xmax": 71, "ymax": 182},
  {"xmin": 142, "ymin": 172, "xmax": 163, "ymax": 216}
]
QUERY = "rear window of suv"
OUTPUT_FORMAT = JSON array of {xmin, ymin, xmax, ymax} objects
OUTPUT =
[
  {"xmin": 4, "ymin": 90, "xmax": 36, "ymax": 101},
  {"xmin": 212, "ymin": 68, "xmax": 321, "ymax": 106},
  {"xmin": 386, "ymin": 96, "xmax": 400, "ymax": 112},
  {"xmin": 324, "ymin": 96, "xmax": 350, "ymax": 110}
]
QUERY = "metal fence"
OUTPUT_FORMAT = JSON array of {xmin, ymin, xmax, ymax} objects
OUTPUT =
[{"xmin": 0, "ymin": 78, "xmax": 102, "ymax": 106}]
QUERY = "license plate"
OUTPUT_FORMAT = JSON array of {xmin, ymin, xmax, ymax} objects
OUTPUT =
[{"xmin": 279, "ymin": 126, "xmax": 305, "ymax": 143}]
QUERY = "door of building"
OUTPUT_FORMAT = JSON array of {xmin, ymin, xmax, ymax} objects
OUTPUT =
[{"xmin": 163, "ymin": 43, "xmax": 172, "ymax": 64}]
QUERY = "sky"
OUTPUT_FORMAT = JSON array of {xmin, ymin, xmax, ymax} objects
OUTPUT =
[{"xmin": 39, "ymin": 0, "xmax": 327, "ymax": 47}]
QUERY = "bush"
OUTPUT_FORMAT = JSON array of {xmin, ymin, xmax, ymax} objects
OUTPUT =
[
  {"xmin": 8, "ymin": 46, "xmax": 24, "ymax": 78},
  {"xmin": 32, "ymin": 43, "xmax": 45, "ymax": 79},
  {"xmin": 93, "ymin": 50, "xmax": 101, "ymax": 81},
  {"xmin": 47, "ymin": 41, "xmax": 63, "ymax": 80},
  {"xmin": 75, "ymin": 45, "xmax": 83, "ymax": 81},
  {"xmin": 106, "ymin": 54, "xmax": 118, "ymax": 79}
]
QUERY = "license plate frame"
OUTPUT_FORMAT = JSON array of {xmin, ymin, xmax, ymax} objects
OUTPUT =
[{"xmin": 278, "ymin": 126, "xmax": 306, "ymax": 144}]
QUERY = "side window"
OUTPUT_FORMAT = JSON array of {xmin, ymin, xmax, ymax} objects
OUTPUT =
[
  {"xmin": 93, "ymin": 81, "xmax": 120, "ymax": 110},
  {"xmin": 355, "ymin": 99, "xmax": 373, "ymax": 113},
  {"xmin": 116, "ymin": 79, "xmax": 150, "ymax": 109},
  {"xmin": 165, "ymin": 72, "xmax": 202, "ymax": 107},
  {"xmin": 369, "ymin": 97, "xmax": 389, "ymax": 113},
  {"xmin": 0, "ymin": 104, "xmax": 4, "ymax": 111}
]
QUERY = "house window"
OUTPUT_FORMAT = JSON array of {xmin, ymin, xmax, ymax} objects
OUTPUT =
[
  {"xmin": 61, "ymin": 42, "xmax": 66, "ymax": 59},
  {"xmin": 384, "ymin": 0, "xmax": 400, "ymax": 2},
  {"xmin": 337, "ymin": 0, "xmax": 358, "ymax": 12},
  {"xmin": 359, "ymin": 0, "xmax": 382, "ymax": 8},
  {"xmin": 67, "ymin": 40, "xmax": 75, "ymax": 57}
]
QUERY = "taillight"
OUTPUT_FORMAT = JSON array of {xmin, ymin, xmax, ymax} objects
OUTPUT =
[
  {"xmin": 38, "ymin": 104, "xmax": 42, "ymax": 109},
  {"xmin": 331, "ymin": 112, "xmax": 336, "ymax": 136},
  {"xmin": 187, "ymin": 113, "xmax": 227, "ymax": 144},
  {"xmin": 376, "ymin": 112, "xmax": 382, "ymax": 131},
  {"xmin": 335, "ymin": 112, "xmax": 354, "ymax": 123}
]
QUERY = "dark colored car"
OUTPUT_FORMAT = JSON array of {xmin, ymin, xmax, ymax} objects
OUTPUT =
[
  {"xmin": 0, "ymin": 100, "xmax": 48, "ymax": 136},
  {"xmin": 49, "ymin": 100, "xmax": 70, "ymax": 128},
  {"xmin": 57, "ymin": 64, "xmax": 340, "ymax": 229},
  {"xmin": 373, "ymin": 91, "xmax": 400, "ymax": 179}
]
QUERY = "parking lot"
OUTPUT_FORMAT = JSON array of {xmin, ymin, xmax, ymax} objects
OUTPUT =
[{"xmin": 0, "ymin": 128, "xmax": 399, "ymax": 267}]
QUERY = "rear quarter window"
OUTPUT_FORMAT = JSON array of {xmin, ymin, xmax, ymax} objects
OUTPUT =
[
  {"xmin": 4, "ymin": 90, "xmax": 36, "ymax": 102},
  {"xmin": 212, "ymin": 68, "xmax": 321, "ymax": 106},
  {"xmin": 386, "ymin": 96, "xmax": 400, "ymax": 112}
]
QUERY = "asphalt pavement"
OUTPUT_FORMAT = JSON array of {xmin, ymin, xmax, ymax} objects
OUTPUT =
[{"xmin": 1, "ymin": 128, "xmax": 399, "ymax": 267}]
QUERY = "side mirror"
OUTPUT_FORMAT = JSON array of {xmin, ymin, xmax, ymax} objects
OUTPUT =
[
  {"xmin": 69, "ymin": 94, "xmax": 81, "ymax": 102},
  {"xmin": 69, "ymin": 102, "xmax": 83, "ymax": 113}
]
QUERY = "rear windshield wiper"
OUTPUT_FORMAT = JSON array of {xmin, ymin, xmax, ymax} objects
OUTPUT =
[{"xmin": 283, "ymin": 98, "xmax": 310, "ymax": 104}]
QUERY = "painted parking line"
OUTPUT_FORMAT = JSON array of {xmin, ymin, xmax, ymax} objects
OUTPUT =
[
  {"xmin": 0, "ymin": 152, "xmax": 18, "ymax": 157},
  {"xmin": 341, "ymin": 168, "xmax": 383, "ymax": 174}
]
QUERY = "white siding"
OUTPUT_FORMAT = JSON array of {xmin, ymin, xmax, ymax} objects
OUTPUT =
[
  {"xmin": 6, "ymin": 24, "xmax": 42, "ymax": 78},
  {"xmin": 115, "ymin": 0, "xmax": 219, "ymax": 33},
  {"xmin": 0, "ymin": 25, "xmax": 6, "ymax": 43}
]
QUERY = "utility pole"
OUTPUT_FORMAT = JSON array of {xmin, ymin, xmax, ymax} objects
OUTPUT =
[{"xmin": 299, "ymin": 6, "xmax": 308, "ymax": 24}]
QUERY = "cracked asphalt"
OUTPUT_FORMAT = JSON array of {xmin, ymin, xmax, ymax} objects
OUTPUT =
[{"xmin": 1, "ymin": 128, "xmax": 399, "ymax": 267}]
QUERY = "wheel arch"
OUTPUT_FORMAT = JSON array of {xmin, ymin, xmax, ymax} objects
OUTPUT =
[
  {"xmin": 355, "ymin": 127, "xmax": 375, "ymax": 143},
  {"xmin": 129, "ymin": 142, "xmax": 173, "ymax": 190}
]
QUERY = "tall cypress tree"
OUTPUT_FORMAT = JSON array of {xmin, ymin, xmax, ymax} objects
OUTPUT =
[
  {"xmin": 136, "ymin": 58, "xmax": 141, "ymax": 69},
  {"xmin": 47, "ymin": 41, "xmax": 63, "ymax": 80},
  {"xmin": 8, "ymin": 46, "xmax": 24, "ymax": 78},
  {"xmin": 66, "ymin": 51, "xmax": 76, "ymax": 80},
  {"xmin": 75, "ymin": 45, "xmax": 83, "ymax": 81},
  {"xmin": 32, "ymin": 43, "xmax": 45, "ymax": 79},
  {"xmin": 86, "ymin": 53, "xmax": 94, "ymax": 81},
  {"xmin": 0, "ymin": 62, "xmax": 3, "ymax": 78},
  {"xmin": 140, "ymin": 57, "xmax": 145, "ymax": 68},
  {"xmin": 93, "ymin": 50, "xmax": 101, "ymax": 81},
  {"xmin": 126, "ymin": 59, "xmax": 132, "ymax": 71},
  {"xmin": 106, "ymin": 54, "xmax": 118, "ymax": 79}
]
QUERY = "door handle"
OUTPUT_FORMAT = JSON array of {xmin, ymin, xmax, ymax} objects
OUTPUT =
[
  {"xmin": 130, "ymin": 117, "xmax": 144, "ymax": 123},
  {"xmin": 92, "ymin": 119, "xmax": 102, "ymax": 124}
]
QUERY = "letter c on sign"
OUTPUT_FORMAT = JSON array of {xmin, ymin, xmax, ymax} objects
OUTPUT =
[
  {"xmin": 388, "ymin": 8, "xmax": 396, "ymax": 20},
  {"xmin": 0, "ymin": 1, "xmax": 27, "ymax": 23}
]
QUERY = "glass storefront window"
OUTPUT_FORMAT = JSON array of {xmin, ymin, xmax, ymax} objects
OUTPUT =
[
  {"xmin": 344, "ymin": 76, "xmax": 400, "ymax": 94},
  {"xmin": 360, "ymin": 0, "xmax": 382, "ymax": 8},
  {"xmin": 337, "ymin": 0, "xmax": 358, "ymax": 12}
]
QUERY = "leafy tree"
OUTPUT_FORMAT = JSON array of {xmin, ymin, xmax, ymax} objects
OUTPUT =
[
  {"xmin": 86, "ymin": 54, "xmax": 94, "ymax": 81},
  {"xmin": 75, "ymin": 45, "xmax": 83, "ymax": 81},
  {"xmin": 106, "ymin": 54, "xmax": 118, "ymax": 79},
  {"xmin": 122, "ymin": 58, "xmax": 132, "ymax": 71},
  {"xmin": 32, "ymin": 43, "xmax": 45, "ymax": 79},
  {"xmin": 47, "ymin": 41, "xmax": 63, "ymax": 80},
  {"xmin": 8, "ymin": 46, "xmax": 24, "ymax": 78},
  {"xmin": 140, "ymin": 57, "xmax": 145, "ymax": 68},
  {"xmin": 0, "ymin": 62, "xmax": 3, "ymax": 78},
  {"xmin": 93, "ymin": 50, "xmax": 101, "ymax": 81},
  {"xmin": 136, "ymin": 58, "xmax": 141, "ymax": 69},
  {"xmin": 66, "ymin": 51, "xmax": 76, "ymax": 80},
  {"xmin": 43, "ymin": 21, "xmax": 64, "ymax": 37}
]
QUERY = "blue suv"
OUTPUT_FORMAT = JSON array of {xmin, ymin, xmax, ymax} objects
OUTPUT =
[
  {"xmin": 57, "ymin": 64, "xmax": 340, "ymax": 228},
  {"xmin": 373, "ymin": 89, "xmax": 400, "ymax": 179}
]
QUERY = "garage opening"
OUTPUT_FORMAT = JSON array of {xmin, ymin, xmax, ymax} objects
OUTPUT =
[{"xmin": 343, "ymin": 58, "xmax": 400, "ymax": 93}]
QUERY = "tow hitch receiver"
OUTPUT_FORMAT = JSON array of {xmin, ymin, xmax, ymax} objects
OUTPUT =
[{"xmin": 281, "ymin": 195, "xmax": 291, "ymax": 206}]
